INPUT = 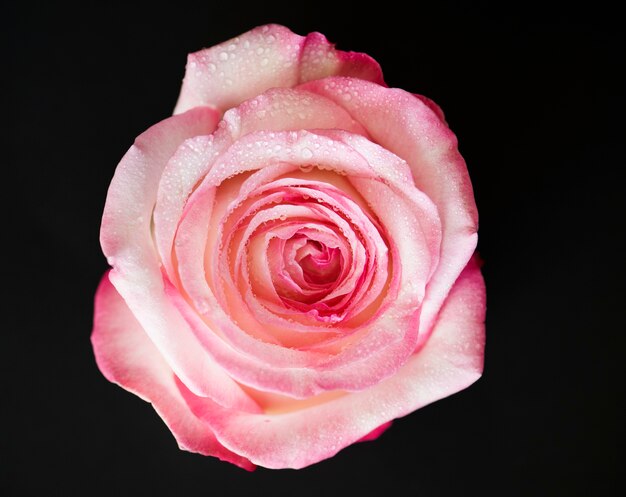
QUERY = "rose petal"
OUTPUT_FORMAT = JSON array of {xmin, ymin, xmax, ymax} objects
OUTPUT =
[
  {"xmin": 154, "ymin": 133, "xmax": 223, "ymax": 281},
  {"xmin": 226, "ymin": 185, "xmax": 375, "ymax": 322},
  {"xmin": 100, "ymin": 108, "xmax": 258, "ymax": 411},
  {"xmin": 302, "ymin": 78, "xmax": 479, "ymax": 344},
  {"xmin": 91, "ymin": 272, "xmax": 255, "ymax": 471},
  {"xmin": 357, "ymin": 421, "xmax": 393, "ymax": 442},
  {"xmin": 154, "ymin": 86, "xmax": 367, "ymax": 281},
  {"xmin": 414, "ymin": 94, "xmax": 447, "ymax": 124},
  {"xmin": 299, "ymin": 32, "xmax": 385, "ymax": 86},
  {"xmin": 174, "ymin": 24, "xmax": 384, "ymax": 114},
  {"xmin": 168, "ymin": 130, "xmax": 434, "ymax": 396},
  {"xmin": 177, "ymin": 256, "xmax": 485, "ymax": 469}
]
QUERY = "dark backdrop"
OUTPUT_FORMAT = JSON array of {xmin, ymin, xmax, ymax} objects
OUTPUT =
[{"xmin": 5, "ymin": 1, "xmax": 624, "ymax": 496}]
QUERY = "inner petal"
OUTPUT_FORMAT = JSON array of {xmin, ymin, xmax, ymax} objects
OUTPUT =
[
  {"xmin": 268, "ymin": 227, "xmax": 347, "ymax": 306},
  {"xmin": 297, "ymin": 241, "xmax": 342, "ymax": 285}
]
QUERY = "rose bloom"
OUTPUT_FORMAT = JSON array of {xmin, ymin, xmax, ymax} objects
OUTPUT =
[{"xmin": 92, "ymin": 24, "xmax": 486, "ymax": 470}]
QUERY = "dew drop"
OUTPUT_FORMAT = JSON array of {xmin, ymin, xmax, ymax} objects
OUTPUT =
[
  {"xmin": 300, "ymin": 148, "xmax": 313, "ymax": 159},
  {"xmin": 195, "ymin": 298, "xmax": 210, "ymax": 314},
  {"xmin": 219, "ymin": 52, "xmax": 228, "ymax": 61}
]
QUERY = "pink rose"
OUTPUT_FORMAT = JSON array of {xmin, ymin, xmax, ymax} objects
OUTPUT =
[{"xmin": 92, "ymin": 24, "xmax": 486, "ymax": 470}]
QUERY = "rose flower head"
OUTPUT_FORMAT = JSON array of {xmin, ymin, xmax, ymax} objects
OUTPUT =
[{"xmin": 92, "ymin": 24, "xmax": 486, "ymax": 470}]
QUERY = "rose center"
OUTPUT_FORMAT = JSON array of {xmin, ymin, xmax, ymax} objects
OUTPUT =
[
  {"xmin": 268, "ymin": 231, "xmax": 348, "ymax": 316},
  {"xmin": 295, "ymin": 239, "xmax": 342, "ymax": 286}
]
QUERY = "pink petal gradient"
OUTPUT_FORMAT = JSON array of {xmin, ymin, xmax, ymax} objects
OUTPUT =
[
  {"xmin": 91, "ymin": 272, "xmax": 255, "ymax": 471},
  {"xmin": 301, "ymin": 78, "xmax": 479, "ymax": 345},
  {"xmin": 174, "ymin": 24, "xmax": 384, "ymax": 114},
  {"xmin": 224, "ymin": 180, "xmax": 386, "ymax": 325},
  {"xmin": 100, "ymin": 107, "xmax": 258, "ymax": 411},
  {"xmin": 176, "ymin": 256, "xmax": 485, "ymax": 469},
  {"xmin": 161, "ymin": 129, "xmax": 442, "ymax": 397},
  {"xmin": 357, "ymin": 421, "xmax": 393, "ymax": 442}
]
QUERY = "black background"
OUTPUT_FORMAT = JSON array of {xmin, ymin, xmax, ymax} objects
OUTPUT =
[{"xmin": 5, "ymin": 1, "xmax": 624, "ymax": 496}]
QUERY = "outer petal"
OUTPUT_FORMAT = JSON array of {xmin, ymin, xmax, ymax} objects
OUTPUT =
[
  {"xmin": 357, "ymin": 421, "xmax": 393, "ymax": 442},
  {"xmin": 100, "ymin": 107, "xmax": 258, "ymax": 412},
  {"xmin": 91, "ymin": 272, "xmax": 255, "ymax": 471},
  {"xmin": 179, "ymin": 257, "xmax": 485, "ymax": 469},
  {"xmin": 298, "ymin": 31, "xmax": 385, "ymax": 85},
  {"xmin": 174, "ymin": 24, "xmax": 384, "ymax": 114},
  {"xmin": 414, "ymin": 94, "xmax": 447, "ymax": 124},
  {"xmin": 301, "ymin": 78, "xmax": 479, "ymax": 343},
  {"xmin": 100, "ymin": 106, "xmax": 218, "ymax": 259}
]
